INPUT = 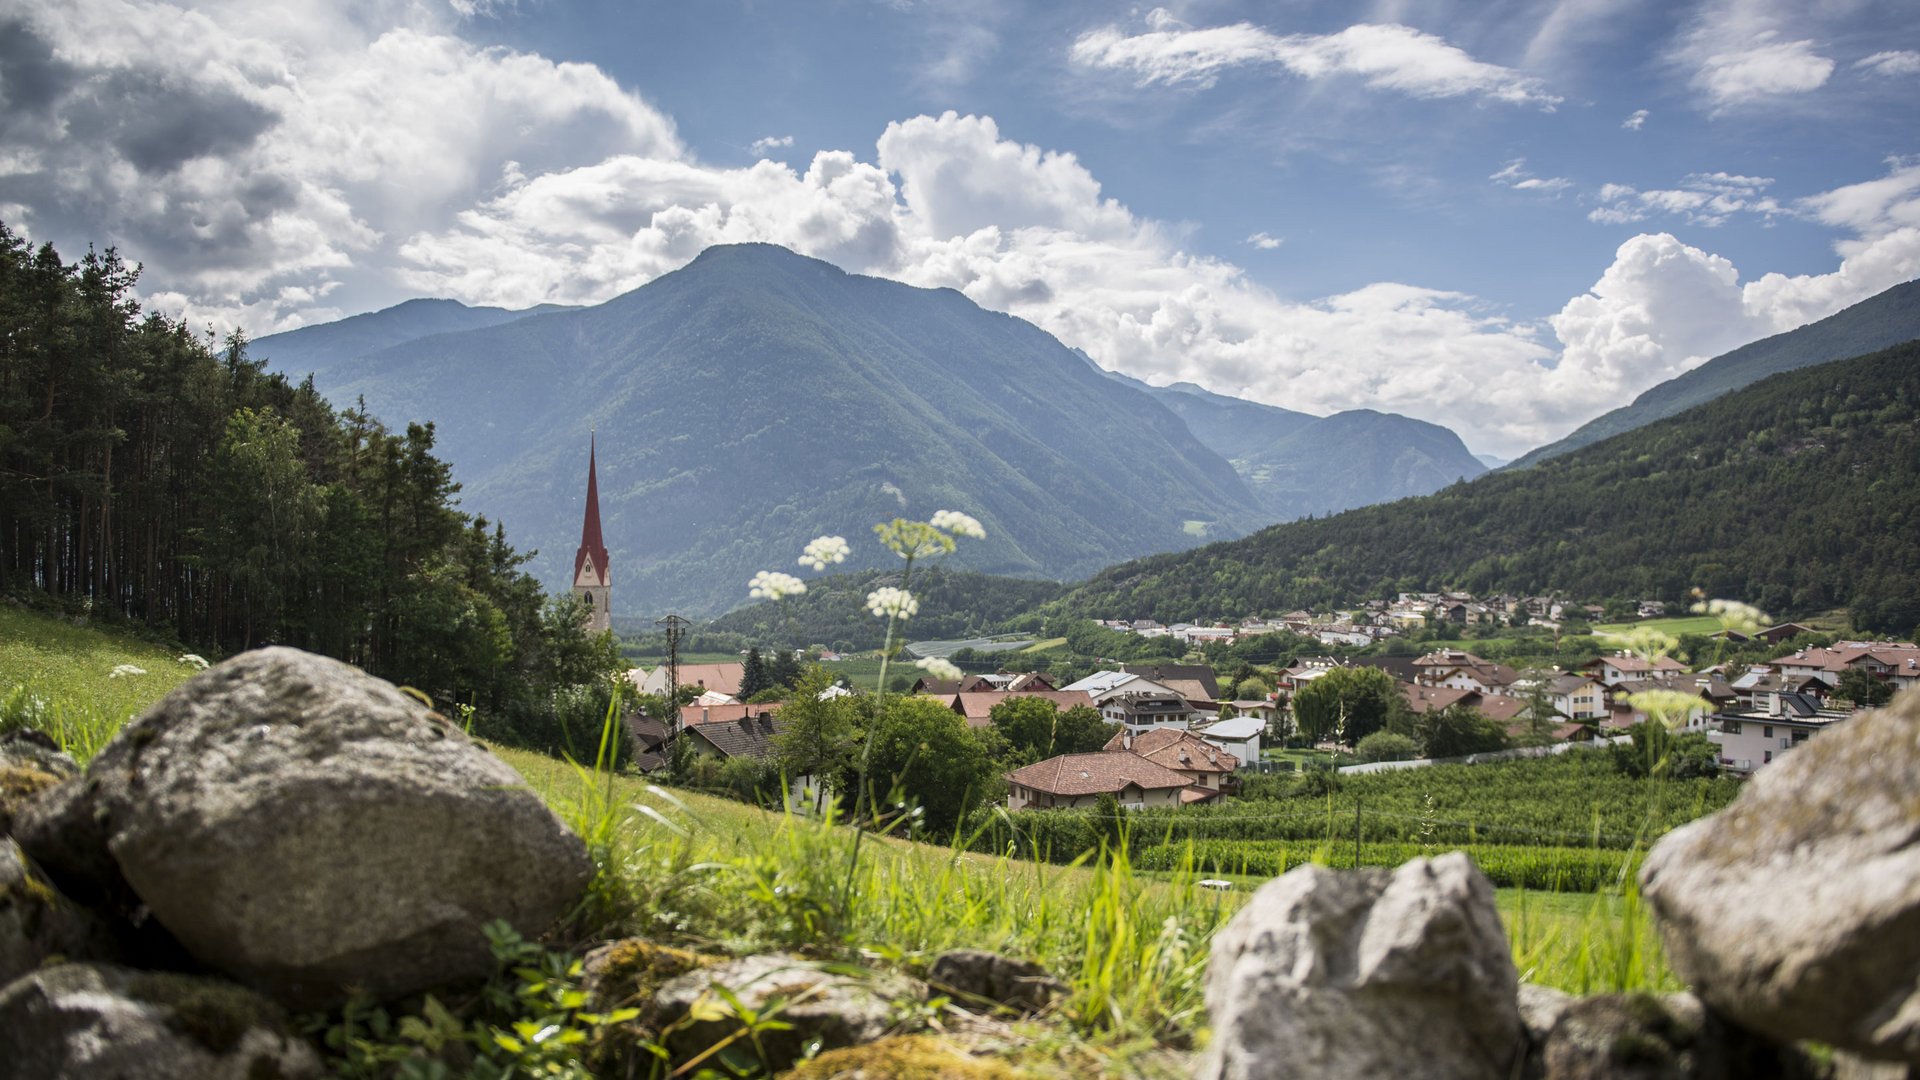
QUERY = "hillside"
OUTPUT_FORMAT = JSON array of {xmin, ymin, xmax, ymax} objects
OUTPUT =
[
  {"xmin": 1510, "ymin": 278, "xmax": 1920, "ymax": 468},
  {"xmin": 1113, "ymin": 377, "xmax": 1487, "ymax": 518},
  {"xmin": 1048, "ymin": 339, "xmax": 1920, "ymax": 630},
  {"xmin": 257, "ymin": 244, "xmax": 1262, "ymax": 616},
  {"xmin": 254, "ymin": 298, "xmax": 571, "ymax": 379}
]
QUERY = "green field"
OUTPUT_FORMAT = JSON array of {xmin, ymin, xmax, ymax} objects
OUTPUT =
[
  {"xmin": 1591, "ymin": 615, "xmax": 1723, "ymax": 637},
  {"xmin": 0, "ymin": 604, "xmax": 207, "ymax": 760}
]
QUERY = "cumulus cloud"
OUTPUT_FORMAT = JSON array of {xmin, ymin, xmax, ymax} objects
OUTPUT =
[
  {"xmin": 1622, "ymin": 108, "xmax": 1649, "ymax": 129},
  {"xmin": 1069, "ymin": 9, "xmax": 1561, "ymax": 108},
  {"xmin": 1854, "ymin": 50, "xmax": 1920, "ymax": 77},
  {"xmin": 1, "ymin": 0, "xmax": 679, "ymax": 331},
  {"xmin": 1588, "ymin": 172, "xmax": 1782, "ymax": 227},
  {"xmin": 1673, "ymin": 2, "xmax": 1835, "ymax": 109},
  {"xmin": 749, "ymin": 134, "xmax": 795, "ymax": 156},
  {"xmin": 1245, "ymin": 232, "xmax": 1284, "ymax": 249}
]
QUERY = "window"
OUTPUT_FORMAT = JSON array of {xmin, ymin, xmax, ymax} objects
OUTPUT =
[
  {"xmin": 1763, "ymin": 726, "xmax": 1773, "ymax": 738},
  {"xmin": 1764, "ymin": 751, "xmax": 1773, "ymax": 764},
  {"xmin": 1724, "ymin": 720, "xmax": 1742, "ymax": 734}
]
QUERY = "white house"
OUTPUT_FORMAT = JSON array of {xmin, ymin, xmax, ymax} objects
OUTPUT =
[{"xmin": 1193, "ymin": 714, "xmax": 1264, "ymax": 767}]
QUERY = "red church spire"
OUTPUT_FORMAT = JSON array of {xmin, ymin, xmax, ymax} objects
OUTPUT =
[{"xmin": 574, "ymin": 434, "xmax": 609, "ymax": 584}]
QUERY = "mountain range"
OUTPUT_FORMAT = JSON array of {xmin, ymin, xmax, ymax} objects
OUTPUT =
[
  {"xmin": 256, "ymin": 244, "xmax": 1507, "ymax": 618},
  {"xmin": 259, "ymin": 245, "xmax": 1268, "ymax": 615},
  {"xmin": 1509, "ymin": 278, "xmax": 1920, "ymax": 468}
]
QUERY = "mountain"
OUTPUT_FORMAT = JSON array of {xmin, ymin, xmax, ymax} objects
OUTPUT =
[
  {"xmin": 1109, "ymin": 377, "xmax": 1486, "ymax": 519},
  {"xmin": 256, "ymin": 244, "xmax": 1263, "ymax": 617},
  {"xmin": 1475, "ymin": 454, "xmax": 1509, "ymax": 470},
  {"xmin": 707, "ymin": 566, "xmax": 1066, "ymax": 651},
  {"xmin": 1049, "ymin": 339, "xmax": 1920, "ymax": 632},
  {"xmin": 255, "ymin": 298, "xmax": 572, "ymax": 379},
  {"xmin": 1510, "ymin": 278, "xmax": 1920, "ymax": 468}
]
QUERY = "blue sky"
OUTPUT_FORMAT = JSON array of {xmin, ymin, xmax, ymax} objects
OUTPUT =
[{"xmin": 3, "ymin": 0, "xmax": 1917, "ymax": 456}]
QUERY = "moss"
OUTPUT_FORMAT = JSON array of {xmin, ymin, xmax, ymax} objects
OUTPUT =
[
  {"xmin": 783, "ymin": 1035, "xmax": 1021, "ymax": 1079},
  {"xmin": 127, "ymin": 971, "xmax": 289, "ymax": 1055},
  {"xmin": 0, "ymin": 763, "xmax": 61, "ymax": 827},
  {"xmin": 588, "ymin": 938, "xmax": 711, "ymax": 1008}
]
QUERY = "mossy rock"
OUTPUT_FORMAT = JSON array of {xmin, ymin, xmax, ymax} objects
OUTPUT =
[
  {"xmin": 783, "ymin": 1035, "xmax": 1021, "ymax": 1079},
  {"xmin": 127, "ymin": 970, "xmax": 295, "ymax": 1055},
  {"xmin": 0, "ymin": 763, "xmax": 64, "ymax": 837},
  {"xmin": 1537, "ymin": 992, "xmax": 1826, "ymax": 1079},
  {"xmin": 583, "ymin": 937, "xmax": 715, "ymax": 1009},
  {"xmin": 1, "ymin": 837, "xmax": 117, "ymax": 985}
]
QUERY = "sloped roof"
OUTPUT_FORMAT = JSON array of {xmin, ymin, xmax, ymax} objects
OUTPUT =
[
  {"xmin": 1121, "ymin": 664, "xmax": 1221, "ymax": 700},
  {"xmin": 1400, "ymin": 682, "xmax": 1475, "ymax": 714},
  {"xmin": 1196, "ymin": 715, "xmax": 1266, "ymax": 740},
  {"xmin": 676, "ymin": 662, "xmax": 745, "ymax": 697},
  {"xmin": 1006, "ymin": 751, "xmax": 1195, "ymax": 797},
  {"xmin": 950, "ymin": 690, "xmax": 1096, "ymax": 727},
  {"xmin": 678, "ymin": 701, "xmax": 780, "ymax": 728},
  {"xmin": 1103, "ymin": 727, "xmax": 1235, "ymax": 773},
  {"xmin": 686, "ymin": 714, "xmax": 785, "ymax": 760},
  {"xmin": 573, "ymin": 436, "xmax": 610, "ymax": 584}
]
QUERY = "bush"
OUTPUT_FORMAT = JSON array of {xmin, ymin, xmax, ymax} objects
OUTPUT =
[{"xmin": 1355, "ymin": 731, "xmax": 1421, "ymax": 763}]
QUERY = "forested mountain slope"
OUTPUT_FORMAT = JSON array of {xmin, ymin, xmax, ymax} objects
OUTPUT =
[
  {"xmin": 1510, "ymin": 278, "xmax": 1920, "ymax": 468},
  {"xmin": 255, "ymin": 298, "xmax": 570, "ymax": 379},
  {"xmin": 1049, "ymin": 340, "xmax": 1920, "ymax": 632}
]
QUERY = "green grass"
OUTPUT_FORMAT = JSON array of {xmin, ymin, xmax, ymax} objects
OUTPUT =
[
  {"xmin": 1260, "ymin": 747, "xmax": 1356, "ymax": 769},
  {"xmin": 1591, "ymin": 615, "xmax": 1722, "ymax": 637},
  {"xmin": 0, "ymin": 604, "xmax": 206, "ymax": 761},
  {"xmin": 1021, "ymin": 637, "xmax": 1069, "ymax": 653}
]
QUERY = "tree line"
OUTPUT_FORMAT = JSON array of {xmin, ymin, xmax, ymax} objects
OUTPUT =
[{"xmin": 0, "ymin": 224, "xmax": 617, "ymax": 741}]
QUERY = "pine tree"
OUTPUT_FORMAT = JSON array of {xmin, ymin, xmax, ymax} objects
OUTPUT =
[{"xmin": 739, "ymin": 646, "xmax": 772, "ymax": 700}]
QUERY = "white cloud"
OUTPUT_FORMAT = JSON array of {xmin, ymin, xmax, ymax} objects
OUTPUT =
[
  {"xmin": 1492, "ymin": 159, "xmax": 1571, "ymax": 193},
  {"xmin": 1622, "ymin": 108, "xmax": 1649, "ymax": 129},
  {"xmin": 1588, "ymin": 173, "xmax": 1782, "ymax": 227},
  {"xmin": 1855, "ymin": 50, "xmax": 1920, "ymax": 77},
  {"xmin": 2, "ymin": 0, "xmax": 680, "ymax": 332},
  {"xmin": 1673, "ymin": 2, "xmax": 1835, "ymax": 110},
  {"xmin": 749, "ymin": 134, "xmax": 795, "ymax": 156},
  {"xmin": 1245, "ymin": 232, "xmax": 1284, "ymax": 249},
  {"xmin": 1069, "ymin": 11, "xmax": 1561, "ymax": 109}
]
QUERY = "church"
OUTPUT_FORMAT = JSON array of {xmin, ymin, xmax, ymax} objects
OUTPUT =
[{"xmin": 573, "ymin": 436, "xmax": 611, "ymax": 633}]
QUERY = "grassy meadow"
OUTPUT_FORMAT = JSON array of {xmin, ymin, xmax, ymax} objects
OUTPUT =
[{"xmin": 0, "ymin": 603, "xmax": 206, "ymax": 761}]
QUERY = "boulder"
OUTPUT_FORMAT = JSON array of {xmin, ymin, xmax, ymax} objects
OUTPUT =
[
  {"xmin": 25, "ymin": 647, "xmax": 592, "ymax": 1008},
  {"xmin": 1640, "ymin": 691, "xmax": 1920, "ymax": 1065},
  {"xmin": 1533, "ymin": 991, "xmax": 1822, "ymax": 1079},
  {"xmin": 1199, "ymin": 852, "xmax": 1525, "ymax": 1080},
  {"xmin": 0, "ymin": 839, "xmax": 116, "ymax": 987},
  {"xmin": 0, "ymin": 961, "xmax": 321, "ymax": 1079},
  {"xmin": 782, "ymin": 1034, "xmax": 1019, "ymax": 1079},
  {"xmin": 927, "ymin": 948, "xmax": 1064, "ymax": 1015},
  {"xmin": 652, "ymin": 952, "xmax": 923, "ymax": 1074}
]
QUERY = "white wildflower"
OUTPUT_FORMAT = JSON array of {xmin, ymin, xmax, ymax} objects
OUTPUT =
[
  {"xmin": 929, "ymin": 509, "xmax": 986, "ymax": 540},
  {"xmin": 1691, "ymin": 598, "xmax": 1768, "ymax": 635},
  {"xmin": 797, "ymin": 535, "xmax": 851, "ymax": 571},
  {"xmin": 913, "ymin": 656, "xmax": 963, "ymax": 681},
  {"xmin": 177, "ymin": 653, "xmax": 210, "ymax": 671},
  {"xmin": 108, "ymin": 664, "xmax": 147, "ymax": 679},
  {"xmin": 748, "ymin": 570, "xmax": 808, "ymax": 601},
  {"xmin": 866, "ymin": 586, "xmax": 918, "ymax": 620}
]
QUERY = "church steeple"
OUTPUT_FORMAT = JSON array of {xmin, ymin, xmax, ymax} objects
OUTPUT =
[{"xmin": 572, "ymin": 434, "xmax": 611, "ymax": 633}]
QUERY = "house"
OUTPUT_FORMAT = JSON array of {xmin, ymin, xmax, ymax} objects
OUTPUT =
[
  {"xmin": 1585, "ymin": 654, "xmax": 1689, "ymax": 689},
  {"xmin": 1101, "ymin": 692, "xmax": 1196, "ymax": 731},
  {"xmin": 1771, "ymin": 641, "xmax": 1920, "ymax": 691},
  {"xmin": 1193, "ymin": 714, "xmax": 1265, "ymax": 766},
  {"xmin": 1060, "ymin": 670, "xmax": 1182, "ymax": 705},
  {"xmin": 1121, "ymin": 663, "xmax": 1221, "ymax": 706},
  {"xmin": 908, "ymin": 674, "xmax": 998, "ymax": 695},
  {"xmin": 1710, "ymin": 695, "xmax": 1850, "ymax": 774},
  {"xmin": 681, "ymin": 712, "xmax": 785, "ymax": 762},
  {"xmin": 1005, "ymin": 752, "xmax": 1215, "ymax": 811},
  {"xmin": 1508, "ymin": 673, "xmax": 1607, "ymax": 721},
  {"xmin": 623, "ymin": 713, "xmax": 670, "ymax": 773},
  {"xmin": 636, "ymin": 661, "xmax": 746, "ymax": 698},
  {"xmin": 677, "ymin": 701, "xmax": 781, "ymax": 730},
  {"xmin": 1105, "ymin": 727, "xmax": 1237, "ymax": 793},
  {"xmin": 945, "ymin": 690, "xmax": 1097, "ymax": 729},
  {"xmin": 1399, "ymin": 683, "xmax": 1477, "ymax": 715}
]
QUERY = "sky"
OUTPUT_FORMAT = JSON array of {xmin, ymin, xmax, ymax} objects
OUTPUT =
[{"xmin": 2, "ymin": 0, "xmax": 1917, "ymax": 459}]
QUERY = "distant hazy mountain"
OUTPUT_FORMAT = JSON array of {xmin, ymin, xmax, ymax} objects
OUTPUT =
[
  {"xmin": 1509, "ymin": 277, "xmax": 1920, "ymax": 469},
  {"xmin": 257, "ymin": 244, "xmax": 1261, "ymax": 617},
  {"xmin": 256, "ymin": 298, "xmax": 572, "ymax": 379},
  {"xmin": 1107, "ymin": 375, "xmax": 1485, "ymax": 519},
  {"xmin": 1475, "ymin": 454, "xmax": 1509, "ymax": 470}
]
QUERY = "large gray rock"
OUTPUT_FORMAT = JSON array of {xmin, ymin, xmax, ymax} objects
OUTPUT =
[
  {"xmin": 23, "ymin": 647, "xmax": 592, "ymax": 1008},
  {"xmin": 1533, "ymin": 992, "xmax": 1822, "ymax": 1079},
  {"xmin": 0, "ymin": 729, "xmax": 78, "ymax": 838},
  {"xmin": 0, "ymin": 961, "xmax": 321, "ymax": 1079},
  {"xmin": 652, "ymin": 952, "xmax": 923, "ymax": 1074},
  {"xmin": 927, "ymin": 948, "xmax": 1064, "ymax": 1015},
  {"xmin": 1640, "ymin": 690, "xmax": 1920, "ymax": 1065},
  {"xmin": 0, "ymin": 839, "xmax": 116, "ymax": 987},
  {"xmin": 1199, "ymin": 851, "xmax": 1525, "ymax": 1080}
]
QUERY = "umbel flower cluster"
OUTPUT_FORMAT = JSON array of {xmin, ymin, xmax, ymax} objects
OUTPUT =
[{"xmin": 748, "ymin": 509, "xmax": 987, "ymax": 633}]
